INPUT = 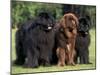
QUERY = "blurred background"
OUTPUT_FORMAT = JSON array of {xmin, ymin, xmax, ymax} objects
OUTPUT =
[{"xmin": 11, "ymin": 1, "xmax": 96, "ymax": 29}]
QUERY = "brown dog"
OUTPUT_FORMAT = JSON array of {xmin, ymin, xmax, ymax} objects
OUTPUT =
[{"xmin": 56, "ymin": 13, "xmax": 78, "ymax": 66}]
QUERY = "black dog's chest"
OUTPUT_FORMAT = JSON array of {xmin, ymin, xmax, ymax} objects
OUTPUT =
[
  {"xmin": 37, "ymin": 30, "xmax": 54, "ymax": 44},
  {"xmin": 76, "ymin": 34, "xmax": 90, "ymax": 48},
  {"xmin": 29, "ymin": 26, "xmax": 55, "ymax": 47}
]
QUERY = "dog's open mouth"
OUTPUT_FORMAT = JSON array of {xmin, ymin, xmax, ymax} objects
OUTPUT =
[
  {"xmin": 48, "ymin": 26, "xmax": 52, "ymax": 30},
  {"xmin": 79, "ymin": 31, "xmax": 88, "ymax": 37},
  {"xmin": 79, "ymin": 31, "xmax": 88, "ymax": 34},
  {"xmin": 43, "ymin": 26, "xmax": 53, "ymax": 31},
  {"xmin": 85, "ymin": 32, "xmax": 88, "ymax": 34}
]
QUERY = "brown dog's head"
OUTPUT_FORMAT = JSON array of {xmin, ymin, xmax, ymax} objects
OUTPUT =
[{"xmin": 60, "ymin": 13, "xmax": 78, "ymax": 32}]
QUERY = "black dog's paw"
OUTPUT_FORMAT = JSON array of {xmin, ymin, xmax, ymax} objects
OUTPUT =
[
  {"xmin": 44, "ymin": 62, "xmax": 51, "ymax": 67},
  {"xmin": 87, "ymin": 62, "xmax": 92, "ymax": 64},
  {"xmin": 23, "ymin": 63, "xmax": 39, "ymax": 68},
  {"xmin": 79, "ymin": 62, "xmax": 92, "ymax": 64},
  {"xmin": 40, "ymin": 60, "xmax": 51, "ymax": 67},
  {"xmin": 13, "ymin": 60, "xmax": 24, "ymax": 66}
]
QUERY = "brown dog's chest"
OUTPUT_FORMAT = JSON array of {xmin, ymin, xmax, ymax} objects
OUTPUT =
[{"xmin": 60, "ymin": 28, "xmax": 77, "ymax": 39}]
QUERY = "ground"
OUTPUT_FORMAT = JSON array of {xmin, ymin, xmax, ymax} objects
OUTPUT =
[{"xmin": 11, "ymin": 29, "xmax": 96, "ymax": 74}]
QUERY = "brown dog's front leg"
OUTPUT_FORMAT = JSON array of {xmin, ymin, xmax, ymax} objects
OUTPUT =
[
  {"xmin": 56, "ymin": 47, "xmax": 65, "ymax": 66},
  {"xmin": 67, "ymin": 42, "xmax": 76, "ymax": 65}
]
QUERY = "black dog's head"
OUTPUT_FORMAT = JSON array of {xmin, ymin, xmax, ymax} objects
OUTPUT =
[
  {"xmin": 78, "ymin": 16, "xmax": 91, "ymax": 35},
  {"xmin": 35, "ymin": 11, "xmax": 55, "ymax": 31}
]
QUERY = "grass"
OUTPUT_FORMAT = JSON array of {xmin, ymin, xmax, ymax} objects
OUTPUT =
[{"xmin": 11, "ymin": 29, "xmax": 96, "ymax": 74}]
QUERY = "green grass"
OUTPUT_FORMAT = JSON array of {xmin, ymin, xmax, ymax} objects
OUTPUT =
[{"xmin": 11, "ymin": 29, "xmax": 96, "ymax": 74}]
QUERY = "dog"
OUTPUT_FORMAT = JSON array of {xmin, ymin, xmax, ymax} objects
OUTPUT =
[
  {"xmin": 14, "ymin": 19, "xmax": 37, "ymax": 65},
  {"xmin": 14, "ymin": 11, "xmax": 56, "ymax": 68},
  {"xmin": 75, "ymin": 16, "xmax": 91, "ymax": 64},
  {"xmin": 56, "ymin": 13, "xmax": 78, "ymax": 66}
]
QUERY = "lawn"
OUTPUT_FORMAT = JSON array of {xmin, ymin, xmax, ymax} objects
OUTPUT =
[{"xmin": 11, "ymin": 29, "xmax": 96, "ymax": 74}]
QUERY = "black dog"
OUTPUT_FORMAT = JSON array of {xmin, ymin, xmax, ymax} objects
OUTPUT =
[
  {"xmin": 14, "ymin": 11, "xmax": 56, "ymax": 68},
  {"xmin": 14, "ymin": 19, "xmax": 38, "ymax": 65},
  {"xmin": 75, "ymin": 16, "xmax": 91, "ymax": 64},
  {"xmin": 14, "ymin": 14, "xmax": 40, "ymax": 66}
]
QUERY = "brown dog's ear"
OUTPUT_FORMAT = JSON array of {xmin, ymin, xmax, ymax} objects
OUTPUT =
[
  {"xmin": 71, "ymin": 13, "xmax": 79, "ymax": 28},
  {"xmin": 60, "ymin": 17, "xmax": 66, "ymax": 28}
]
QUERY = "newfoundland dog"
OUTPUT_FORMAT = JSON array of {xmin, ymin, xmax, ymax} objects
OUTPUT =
[
  {"xmin": 55, "ymin": 13, "xmax": 78, "ymax": 66},
  {"xmin": 75, "ymin": 16, "xmax": 91, "ymax": 64},
  {"xmin": 14, "ymin": 11, "xmax": 56, "ymax": 68}
]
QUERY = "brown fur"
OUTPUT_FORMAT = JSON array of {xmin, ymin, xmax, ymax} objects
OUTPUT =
[{"xmin": 56, "ymin": 13, "xmax": 78, "ymax": 66}]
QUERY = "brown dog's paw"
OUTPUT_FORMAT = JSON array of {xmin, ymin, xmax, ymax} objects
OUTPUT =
[{"xmin": 57, "ymin": 62, "xmax": 65, "ymax": 67}]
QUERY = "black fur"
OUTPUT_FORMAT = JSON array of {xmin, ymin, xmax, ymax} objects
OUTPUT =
[
  {"xmin": 75, "ymin": 16, "xmax": 91, "ymax": 64},
  {"xmin": 14, "ymin": 11, "xmax": 56, "ymax": 68},
  {"xmin": 14, "ymin": 20, "xmax": 35, "ymax": 65}
]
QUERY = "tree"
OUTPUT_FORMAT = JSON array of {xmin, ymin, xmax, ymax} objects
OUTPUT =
[{"xmin": 11, "ymin": 1, "xmax": 62, "ymax": 28}]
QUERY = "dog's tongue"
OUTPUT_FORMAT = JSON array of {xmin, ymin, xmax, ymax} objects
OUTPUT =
[
  {"xmin": 48, "ymin": 27, "xmax": 52, "ymax": 29},
  {"xmin": 85, "ymin": 32, "xmax": 88, "ymax": 34}
]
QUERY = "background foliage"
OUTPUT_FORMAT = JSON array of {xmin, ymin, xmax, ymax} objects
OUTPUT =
[{"xmin": 11, "ymin": 1, "xmax": 96, "ymax": 29}]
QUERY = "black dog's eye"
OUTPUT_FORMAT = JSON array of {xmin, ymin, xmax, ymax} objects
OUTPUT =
[{"xmin": 50, "ymin": 24, "xmax": 53, "ymax": 27}]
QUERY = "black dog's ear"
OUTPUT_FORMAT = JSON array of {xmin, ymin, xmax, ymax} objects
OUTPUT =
[
  {"xmin": 86, "ymin": 15, "xmax": 90, "ymax": 21},
  {"xmin": 85, "ymin": 15, "xmax": 91, "ymax": 29}
]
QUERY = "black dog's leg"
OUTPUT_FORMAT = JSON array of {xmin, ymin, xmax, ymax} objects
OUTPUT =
[
  {"xmin": 74, "ymin": 49, "xmax": 79, "ymax": 64},
  {"xmin": 24, "ymin": 48, "xmax": 39, "ymax": 68},
  {"xmin": 80, "ymin": 50, "xmax": 90, "ymax": 64},
  {"xmin": 80, "ymin": 56, "xmax": 84, "ymax": 64},
  {"xmin": 84, "ymin": 49, "xmax": 91, "ymax": 64},
  {"xmin": 14, "ymin": 31, "xmax": 25, "ymax": 65},
  {"xmin": 14, "ymin": 44, "xmax": 25, "ymax": 65},
  {"xmin": 74, "ymin": 55, "xmax": 78, "ymax": 64},
  {"xmin": 40, "ymin": 47, "xmax": 51, "ymax": 66},
  {"xmin": 44, "ymin": 54, "xmax": 51, "ymax": 66}
]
